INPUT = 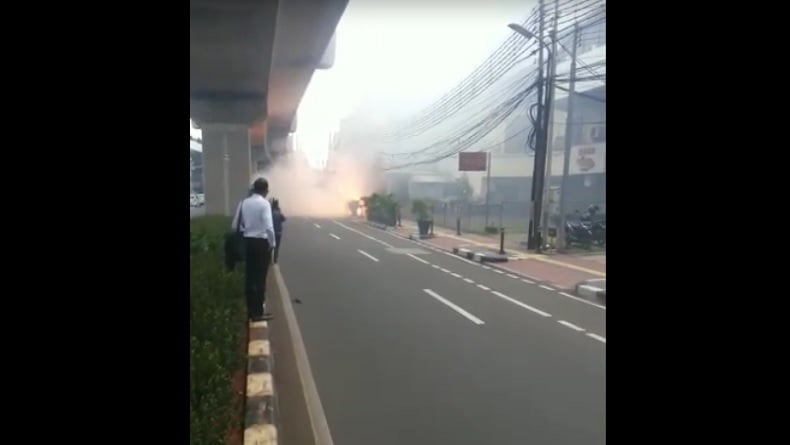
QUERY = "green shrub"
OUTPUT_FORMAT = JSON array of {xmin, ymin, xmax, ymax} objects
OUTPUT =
[
  {"xmin": 412, "ymin": 199, "xmax": 431, "ymax": 221},
  {"xmin": 365, "ymin": 193, "xmax": 398, "ymax": 226},
  {"xmin": 190, "ymin": 216, "xmax": 247, "ymax": 445}
]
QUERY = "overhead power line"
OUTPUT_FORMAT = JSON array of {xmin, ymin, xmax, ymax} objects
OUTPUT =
[{"xmin": 381, "ymin": 0, "xmax": 605, "ymax": 140}]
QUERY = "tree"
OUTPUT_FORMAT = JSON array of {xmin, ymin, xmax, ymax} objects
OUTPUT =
[{"xmin": 455, "ymin": 174, "xmax": 473, "ymax": 202}]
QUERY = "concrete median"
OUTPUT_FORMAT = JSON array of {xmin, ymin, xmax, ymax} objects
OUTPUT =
[{"xmin": 575, "ymin": 279, "xmax": 606, "ymax": 300}]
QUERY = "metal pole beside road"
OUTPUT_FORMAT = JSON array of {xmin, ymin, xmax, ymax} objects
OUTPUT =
[
  {"xmin": 499, "ymin": 227, "xmax": 506, "ymax": 255},
  {"xmin": 484, "ymin": 151, "xmax": 492, "ymax": 227},
  {"xmin": 557, "ymin": 23, "xmax": 579, "ymax": 251},
  {"xmin": 540, "ymin": 0, "xmax": 560, "ymax": 248},
  {"xmin": 527, "ymin": 0, "xmax": 546, "ymax": 250}
]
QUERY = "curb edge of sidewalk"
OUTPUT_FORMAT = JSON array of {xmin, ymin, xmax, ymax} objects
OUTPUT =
[
  {"xmin": 575, "ymin": 283, "xmax": 606, "ymax": 300},
  {"xmin": 244, "ymin": 319, "xmax": 278, "ymax": 445},
  {"xmin": 362, "ymin": 221, "xmax": 582, "ymax": 292}
]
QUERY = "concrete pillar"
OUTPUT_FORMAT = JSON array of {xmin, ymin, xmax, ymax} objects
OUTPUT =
[
  {"xmin": 201, "ymin": 124, "xmax": 252, "ymax": 216},
  {"xmin": 269, "ymin": 136, "xmax": 288, "ymax": 154},
  {"xmin": 251, "ymin": 145, "xmax": 269, "ymax": 173}
]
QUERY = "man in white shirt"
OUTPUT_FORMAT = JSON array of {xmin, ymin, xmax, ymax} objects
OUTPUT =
[{"xmin": 231, "ymin": 177, "xmax": 276, "ymax": 321}]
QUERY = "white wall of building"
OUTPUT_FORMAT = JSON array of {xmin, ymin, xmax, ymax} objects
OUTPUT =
[{"xmin": 488, "ymin": 143, "xmax": 605, "ymax": 178}]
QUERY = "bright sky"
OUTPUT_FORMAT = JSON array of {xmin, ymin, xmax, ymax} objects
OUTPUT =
[
  {"xmin": 296, "ymin": 0, "xmax": 533, "ymax": 167},
  {"xmin": 190, "ymin": 0, "xmax": 533, "ymax": 163}
]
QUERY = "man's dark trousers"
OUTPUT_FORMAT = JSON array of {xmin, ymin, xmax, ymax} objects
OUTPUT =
[{"xmin": 244, "ymin": 237, "xmax": 272, "ymax": 318}]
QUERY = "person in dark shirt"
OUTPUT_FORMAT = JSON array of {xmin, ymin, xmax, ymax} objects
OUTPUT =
[{"xmin": 271, "ymin": 198, "xmax": 287, "ymax": 264}]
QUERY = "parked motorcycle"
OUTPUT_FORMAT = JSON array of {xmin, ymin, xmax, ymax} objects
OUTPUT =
[
  {"xmin": 590, "ymin": 219, "xmax": 605, "ymax": 246},
  {"xmin": 565, "ymin": 219, "xmax": 594, "ymax": 249},
  {"xmin": 565, "ymin": 206, "xmax": 605, "ymax": 249}
]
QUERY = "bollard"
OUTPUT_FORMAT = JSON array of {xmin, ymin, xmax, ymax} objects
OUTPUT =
[
  {"xmin": 456, "ymin": 217, "xmax": 461, "ymax": 236},
  {"xmin": 499, "ymin": 227, "xmax": 505, "ymax": 254}
]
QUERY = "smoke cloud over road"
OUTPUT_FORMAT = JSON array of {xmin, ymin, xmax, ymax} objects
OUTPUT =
[{"xmin": 255, "ymin": 151, "xmax": 380, "ymax": 218}]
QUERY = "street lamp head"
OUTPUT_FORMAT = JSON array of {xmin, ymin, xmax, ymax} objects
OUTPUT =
[{"xmin": 508, "ymin": 23, "xmax": 536, "ymax": 40}]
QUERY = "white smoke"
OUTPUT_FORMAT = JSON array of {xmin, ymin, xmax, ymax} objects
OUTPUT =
[{"xmin": 254, "ymin": 151, "xmax": 381, "ymax": 218}]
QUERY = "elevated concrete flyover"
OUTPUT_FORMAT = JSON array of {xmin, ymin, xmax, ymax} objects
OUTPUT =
[{"xmin": 191, "ymin": 0, "xmax": 347, "ymax": 215}]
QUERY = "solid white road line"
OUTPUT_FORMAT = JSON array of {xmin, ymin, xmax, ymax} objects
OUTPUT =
[
  {"xmin": 559, "ymin": 292, "xmax": 607, "ymax": 310},
  {"xmin": 539, "ymin": 284, "xmax": 555, "ymax": 291},
  {"xmin": 272, "ymin": 267, "xmax": 335, "ymax": 445},
  {"xmin": 423, "ymin": 289, "xmax": 485, "ymax": 325},
  {"xmin": 314, "ymin": 223, "xmax": 322, "ymax": 229},
  {"xmin": 558, "ymin": 320, "xmax": 586, "ymax": 332},
  {"xmin": 490, "ymin": 291, "xmax": 552, "ymax": 317},
  {"xmin": 586, "ymin": 333, "xmax": 606, "ymax": 344},
  {"xmin": 440, "ymin": 268, "xmax": 450, "ymax": 273},
  {"xmin": 431, "ymin": 264, "xmax": 441, "ymax": 269},
  {"xmin": 329, "ymin": 233, "xmax": 341, "ymax": 240},
  {"xmin": 357, "ymin": 250, "xmax": 380, "ymax": 262},
  {"xmin": 408, "ymin": 254, "xmax": 431, "ymax": 265}
]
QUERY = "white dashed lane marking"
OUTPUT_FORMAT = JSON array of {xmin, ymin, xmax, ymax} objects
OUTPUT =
[
  {"xmin": 586, "ymin": 333, "xmax": 606, "ymax": 344},
  {"xmin": 558, "ymin": 320, "xmax": 585, "ymax": 332},
  {"xmin": 423, "ymin": 289, "xmax": 485, "ymax": 325},
  {"xmin": 344, "ymin": 220, "xmax": 606, "ymax": 340},
  {"xmin": 490, "ymin": 291, "xmax": 552, "ymax": 318},
  {"xmin": 357, "ymin": 250, "xmax": 379, "ymax": 262},
  {"xmin": 408, "ymin": 254, "xmax": 431, "ymax": 265}
]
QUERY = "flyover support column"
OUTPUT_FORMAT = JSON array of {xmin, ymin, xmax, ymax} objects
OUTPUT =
[
  {"xmin": 251, "ymin": 145, "xmax": 269, "ymax": 173},
  {"xmin": 202, "ymin": 124, "xmax": 252, "ymax": 216},
  {"xmin": 265, "ymin": 126, "xmax": 291, "ymax": 167},
  {"xmin": 269, "ymin": 136, "xmax": 288, "ymax": 154}
]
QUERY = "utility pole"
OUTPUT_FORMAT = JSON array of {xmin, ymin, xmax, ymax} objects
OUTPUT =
[
  {"xmin": 527, "ymin": 0, "xmax": 546, "ymax": 250},
  {"xmin": 540, "ymin": 0, "xmax": 560, "ymax": 247},
  {"xmin": 557, "ymin": 23, "xmax": 579, "ymax": 251}
]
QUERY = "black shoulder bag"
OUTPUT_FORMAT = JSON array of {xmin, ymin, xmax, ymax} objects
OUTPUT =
[{"xmin": 224, "ymin": 203, "xmax": 245, "ymax": 270}]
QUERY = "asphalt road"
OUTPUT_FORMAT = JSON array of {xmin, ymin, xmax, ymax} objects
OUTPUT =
[{"xmin": 278, "ymin": 217, "xmax": 606, "ymax": 445}]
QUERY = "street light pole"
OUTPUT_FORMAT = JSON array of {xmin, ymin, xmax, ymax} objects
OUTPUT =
[
  {"xmin": 557, "ymin": 23, "xmax": 579, "ymax": 251},
  {"xmin": 540, "ymin": 0, "xmax": 560, "ymax": 248},
  {"xmin": 527, "ymin": 0, "xmax": 546, "ymax": 251},
  {"xmin": 509, "ymin": 0, "xmax": 554, "ymax": 252}
]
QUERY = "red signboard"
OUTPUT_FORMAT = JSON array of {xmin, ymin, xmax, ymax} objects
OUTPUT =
[{"xmin": 458, "ymin": 152, "xmax": 487, "ymax": 171}]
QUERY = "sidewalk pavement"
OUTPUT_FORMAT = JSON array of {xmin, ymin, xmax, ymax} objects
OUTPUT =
[{"xmin": 389, "ymin": 219, "xmax": 606, "ymax": 292}]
